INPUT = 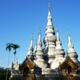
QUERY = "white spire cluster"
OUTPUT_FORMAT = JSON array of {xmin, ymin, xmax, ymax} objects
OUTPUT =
[
  {"xmin": 11, "ymin": 1, "xmax": 79, "ymax": 79},
  {"xmin": 67, "ymin": 35, "xmax": 78, "ymax": 62},
  {"xmin": 26, "ymin": 0, "xmax": 78, "ymax": 71}
]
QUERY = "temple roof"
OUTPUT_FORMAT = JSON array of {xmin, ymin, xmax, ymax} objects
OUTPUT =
[
  {"xmin": 59, "ymin": 56, "xmax": 78, "ymax": 70},
  {"xmin": 21, "ymin": 57, "xmax": 35, "ymax": 70}
]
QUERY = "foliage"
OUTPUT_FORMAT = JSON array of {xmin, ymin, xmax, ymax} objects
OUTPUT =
[
  {"xmin": 5, "ymin": 43, "xmax": 20, "ymax": 80},
  {"xmin": 6, "ymin": 43, "xmax": 20, "ymax": 55},
  {"xmin": 77, "ymin": 70, "xmax": 80, "ymax": 74},
  {"xmin": 0, "ymin": 67, "xmax": 10, "ymax": 80}
]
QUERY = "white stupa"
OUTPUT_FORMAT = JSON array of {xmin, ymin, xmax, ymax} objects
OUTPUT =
[
  {"xmin": 55, "ymin": 31, "xmax": 65, "ymax": 59},
  {"xmin": 34, "ymin": 34, "xmax": 47, "ymax": 69},
  {"xmin": 12, "ymin": 58, "xmax": 19, "ymax": 71},
  {"xmin": 67, "ymin": 35, "xmax": 78, "ymax": 63},
  {"xmin": 44, "ymin": 4, "xmax": 56, "ymax": 64},
  {"xmin": 51, "ymin": 31, "xmax": 65, "ymax": 69}
]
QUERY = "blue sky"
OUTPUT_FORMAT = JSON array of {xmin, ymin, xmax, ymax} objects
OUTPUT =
[{"xmin": 0, "ymin": 0, "xmax": 80, "ymax": 68}]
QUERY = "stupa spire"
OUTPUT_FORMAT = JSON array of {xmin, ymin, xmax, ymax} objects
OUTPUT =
[
  {"xmin": 37, "ymin": 34, "xmax": 42, "ymax": 46},
  {"xmin": 55, "ymin": 31, "xmax": 65, "ymax": 57},
  {"xmin": 68, "ymin": 35, "xmax": 74, "ymax": 49},
  {"xmin": 48, "ymin": 0, "xmax": 51, "ymax": 16},
  {"xmin": 34, "ymin": 34, "xmax": 47, "ymax": 69},
  {"xmin": 51, "ymin": 31, "xmax": 65, "ymax": 69},
  {"xmin": 47, "ymin": 0, "xmax": 53, "ymax": 28},
  {"xmin": 27, "ymin": 40, "xmax": 33, "ymax": 56},
  {"xmin": 67, "ymin": 35, "xmax": 78, "ymax": 62},
  {"xmin": 56, "ymin": 31, "xmax": 60, "ymax": 41},
  {"xmin": 44, "ymin": 0, "xmax": 56, "ymax": 64},
  {"xmin": 36, "ymin": 34, "xmax": 43, "ymax": 55}
]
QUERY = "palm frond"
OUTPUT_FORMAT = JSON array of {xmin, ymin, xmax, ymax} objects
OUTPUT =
[
  {"xmin": 11, "ymin": 44, "xmax": 20, "ymax": 50},
  {"xmin": 6, "ymin": 43, "xmax": 12, "ymax": 52},
  {"xmin": 6, "ymin": 43, "xmax": 20, "ymax": 55}
]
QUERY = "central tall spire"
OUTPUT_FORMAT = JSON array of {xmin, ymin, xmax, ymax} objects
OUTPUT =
[
  {"xmin": 44, "ymin": 0, "xmax": 56, "ymax": 64},
  {"xmin": 48, "ymin": 0, "xmax": 51, "ymax": 16}
]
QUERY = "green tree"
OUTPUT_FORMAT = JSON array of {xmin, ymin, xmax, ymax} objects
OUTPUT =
[
  {"xmin": 6, "ymin": 43, "xmax": 20, "ymax": 80},
  {"xmin": 0, "ymin": 67, "xmax": 10, "ymax": 80},
  {"xmin": 6, "ymin": 43, "xmax": 12, "ymax": 80},
  {"xmin": 11, "ymin": 43, "xmax": 20, "ymax": 61}
]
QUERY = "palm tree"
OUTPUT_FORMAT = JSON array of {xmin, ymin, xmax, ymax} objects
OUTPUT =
[
  {"xmin": 5, "ymin": 43, "xmax": 20, "ymax": 80},
  {"xmin": 6, "ymin": 43, "xmax": 12, "ymax": 52},
  {"xmin": 5, "ymin": 43, "xmax": 12, "ymax": 80},
  {"xmin": 11, "ymin": 43, "xmax": 20, "ymax": 62}
]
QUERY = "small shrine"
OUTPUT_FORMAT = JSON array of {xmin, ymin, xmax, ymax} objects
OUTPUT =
[
  {"xmin": 20, "ymin": 57, "xmax": 36, "ymax": 80},
  {"xmin": 59, "ymin": 57, "xmax": 78, "ymax": 80}
]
